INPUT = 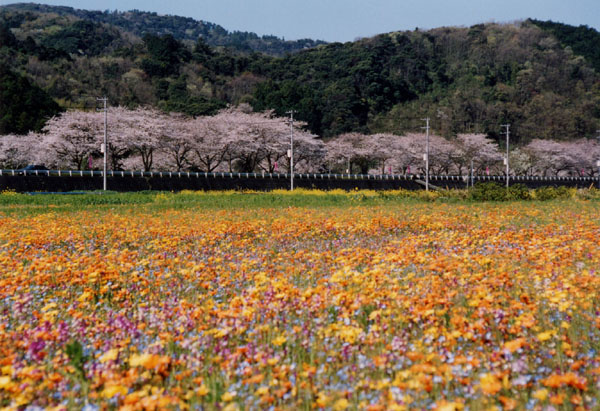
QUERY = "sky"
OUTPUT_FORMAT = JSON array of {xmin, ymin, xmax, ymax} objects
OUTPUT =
[{"xmin": 3, "ymin": 0, "xmax": 599, "ymax": 42}]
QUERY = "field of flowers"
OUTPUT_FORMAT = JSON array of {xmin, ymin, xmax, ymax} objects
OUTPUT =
[{"xmin": 1, "ymin": 195, "xmax": 600, "ymax": 410}]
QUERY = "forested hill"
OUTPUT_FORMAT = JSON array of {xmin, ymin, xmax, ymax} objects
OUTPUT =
[
  {"xmin": 1, "ymin": 3, "xmax": 326, "ymax": 55},
  {"xmin": 1, "ymin": 3, "xmax": 599, "ymax": 144},
  {"xmin": 529, "ymin": 19, "xmax": 600, "ymax": 72}
]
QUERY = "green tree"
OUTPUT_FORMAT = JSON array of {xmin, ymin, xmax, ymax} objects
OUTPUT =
[{"xmin": 0, "ymin": 65, "xmax": 62, "ymax": 134}]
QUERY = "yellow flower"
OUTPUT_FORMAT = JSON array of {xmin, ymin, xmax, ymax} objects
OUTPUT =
[
  {"xmin": 222, "ymin": 391, "xmax": 236, "ymax": 402},
  {"xmin": 532, "ymin": 388, "xmax": 549, "ymax": 401},
  {"xmin": 197, "ymin": 384, "xmax": 209, "ymax": 396},
  {"xmin": 129, "ymin": 353, "xmax": 161, "ymax": 369},
  {"xmin": 255, "ymin": 386, "xmax": 269, "ymax": 396},
  {"xmin": 42, "ymin": 302, "xmax": 57, "ymax": 312},
  {"xmin": 223, "ymin": 404, "xmax": 240, "ymax": 411},
  {"xmin": 129, "ymin": 353, "xmax": 147, "ymax": 367},
  {"xmin": 272, "ymin": 335, "xmax": 287, "ymax": 346},
  {"xmin": 333, "ymin": 398, "xmax": 349, "ymax": 410},
  {"xmin": 316, "ymin": 392, "xmax": 329, "ymax": 408},
  {"xmin": 78, "ymin": 291, "xmax": 92, "ymax": 303},
  {"xmin": 436, "ymin": 401, "xmax": 464, "ymax": 411},
  {"xmin": 100, "ymin": 349, "xmax": 119, "ymax": 363},
  {"xmin": 102, "ymin": 384, "xmax": 128, "ymax": 398},
  {"xmin": 0, "ymin": 376, "xmax": 12, "ymax": 389},
  {"xmin": 337, "ymin": 325, "xmax": 363, "ymax": 344}
]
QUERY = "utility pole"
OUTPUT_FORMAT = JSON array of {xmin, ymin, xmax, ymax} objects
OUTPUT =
[
  {"xmin": 502, "ymin": 124, "xmax": 510, "ymax": 188},
  {"xmin": 286, "ymin": 110, "xmax": 297, "ymax": 191},
  {"xmin": 470, "ymin": 158, "xmax": 474, "ymax": 188},
  {"xmin": 97, "ymin": 97, "xmax": 108, "ymax": 191},
  {"xmin": 421, "ymin": 118, "xmax": 430, "ymax": 191}
]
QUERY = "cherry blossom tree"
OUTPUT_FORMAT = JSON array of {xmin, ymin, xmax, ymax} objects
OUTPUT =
[
  {"xmin": 157, "ymin": 112, "xmax": 195, "ymax": 171},
  {"xmin": 325, "ymin": 133, "xmax": 372, "ymax": 174},
  {"xmin": 404, "ymin": 133, "xmax": 455, "ymax": 176},
  {"xmin": 186, "ymin": 115, "xmax": 229, "ymax": 172},
  {"xmin": 31, "ymin": 107, "xmax": 150, "ymax": 171},
  {"xmin": 525, "ymin": 138, "xmax": 600, "ymax": 176},
  {"xmin": 525, "ymin": 139, "xmax": 575, "ymax": 176},
  {"xmin": 0, "ymin": 133, "xmax": 46, "ymax": 168},
  {"xmin": 113, "ymin": 107, "xmax": 166, "ymax": 171},
  {"xmin": 325, "ymin": 132, "xmax": 459, "ymax": 175},
  {"xmin": 42, "ymin": 110, "xmax": 102, "ymax": 169},
  {"xmin": 15, "ymin": 103, "xmax": 600, "ymax": 180},
  {"xmin": 566, "ymin": 139, "xmax": 600, "ymax": 176},
  {"xmin": 510, "ymin": 147, "xmax": 537, "ymax": 176},
  {"xmin": 451, "ymin": 133, "xmax": 502, "ymax": 175},
  {"xmin": 368, "ymin": 133, "xmax": 405, "ymax": 174},
  {"xmin": 191, "ymin": 106, "xmax": 323, "ymax": 173},
  {"xmin": 291, "ymin": 131, "xmax": 326, "ymax": 173},
  {"xmin": 386, "ymin": 135, "xmax": 418, "ymax": 174}
]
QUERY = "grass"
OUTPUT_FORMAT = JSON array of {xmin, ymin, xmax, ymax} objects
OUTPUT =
[
  {"xmin": 0, "ymin": 186, "xmax": 598, "ymax": 214},
  {"xmin": 0, "ymin": 189, "xmax": 432, "ymax": 214}
]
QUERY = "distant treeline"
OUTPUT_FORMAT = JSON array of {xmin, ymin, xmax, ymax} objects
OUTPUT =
[{"xmin": 1, "ymin": 4, "xmax": 599, "ymax": 143}]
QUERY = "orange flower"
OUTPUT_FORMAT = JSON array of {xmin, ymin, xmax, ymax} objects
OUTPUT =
[
  {"xmin": 499, "ymin": 396, "xmax": 517, "ymax": 410},
  {"xmin": 479, "ymin": 374, "xmax": 502, "ymax": 395},
  {"xmin": 503, "ymin": 338, "xmax": 527, "ymax": 353}
]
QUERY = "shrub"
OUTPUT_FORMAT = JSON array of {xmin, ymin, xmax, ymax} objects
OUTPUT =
[
  {"xmin": 468, "ymin": 182, "xmax": 508, "ymax": 201},
  {"xmin": 533, "ymin": 186, "xmax": 575, "ymax": 200},
  {"xmin": 507, "ymin": 184, "xmax": 531, "ymax": 200},
  {"xmin": 576, "ymin": 187, "xmax": 600, "ymax": 200},
  {"xmin": 468, "ymin": 182, "xmax": 531, "ymax": 201}
]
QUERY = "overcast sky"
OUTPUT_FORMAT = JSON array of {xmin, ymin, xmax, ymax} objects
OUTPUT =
[{"xmin": 4, "ymin": 0, "xmax": 599, "ymax": 42}]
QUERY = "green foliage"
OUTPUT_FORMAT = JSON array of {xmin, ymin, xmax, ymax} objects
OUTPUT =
[
  {"xmin": 160, "ymin": 95, "xmax": 225, "ymax": 117},
  {"xmin": 0, "ymin": 21, "xmax": 18, "ymax": 48},
  {"xmin": 250, "ymin": 25, "xmax": 600, "ymax": 139},
  {"xmin": 533, "ymin": 186, "xmax": 575, "ymax": 201},
  {"xmin": 530, "ymin": 19, "xmax": 600, "ymax": 72},
  {"xmin": 468, "ymin": 182, "xmax": 531, "ymax": 201},
  {"xmin": 576, "ymin": 187, "xmax": 600, "ymax": 200},
  {"xmin": 64, "ymin": 339, "xmax": 90, "ymax": 398},
  {"xmin": 0, "ymin": 188, "xmax": 597, "ymax": 215},
  {"xmin": 156, "ymin": 75, "xmax": 225, "ymax": 116},
  {"xmin": 469, "ymin": 182, "xmax": 506, "ymax": 202},
  {"xmin": 1, "ymin": 5, "xmax": 600, "ymax": 141},
  {"xmin": 251, "ymin": 35, "xmax": 420, "ymax": 136},
  {"xmin": 0, "ymin": 65, "xmax": 62, "ymax": 134},
  {"xmin": 506, "ymin": 184, "xmax": 531, "ymax": 201},
  {"xmin": 40, "ymin": 19, "xmax": 120, "ymax": 56},
  {"xmin": 141, "ymin": 34, "xmax": 191, "ymax": 77},
  {"xmin": 0, "ymin": 19, "xmax": 70, "ymax": 60},
  {"xmin": 65, "ymin": 340, "xmax": 88, "ymax": 381},
  {"xmin": 0, "ymin": 3, "xmax": 326, "ymax": 57}
]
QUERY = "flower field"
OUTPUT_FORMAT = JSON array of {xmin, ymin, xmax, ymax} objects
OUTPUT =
[{"xmin": 1, "ymin": 197, "xmax": 600, "ymax": 410}]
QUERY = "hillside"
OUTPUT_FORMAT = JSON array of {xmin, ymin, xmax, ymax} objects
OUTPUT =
[
  {"xmin": 529, "ymin": 19, "xmax": 600, "ymax": 72},
  {"xmin": 1, "ymin": 3, "xmax": 326, "ymax": 56},
  {"xmin": 0, "ymin": 64, "xmax": 62, "ymax": 134},
  {"xmin": 1, "ymin": 3, "xmax": 599, "ymax": 143}
]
